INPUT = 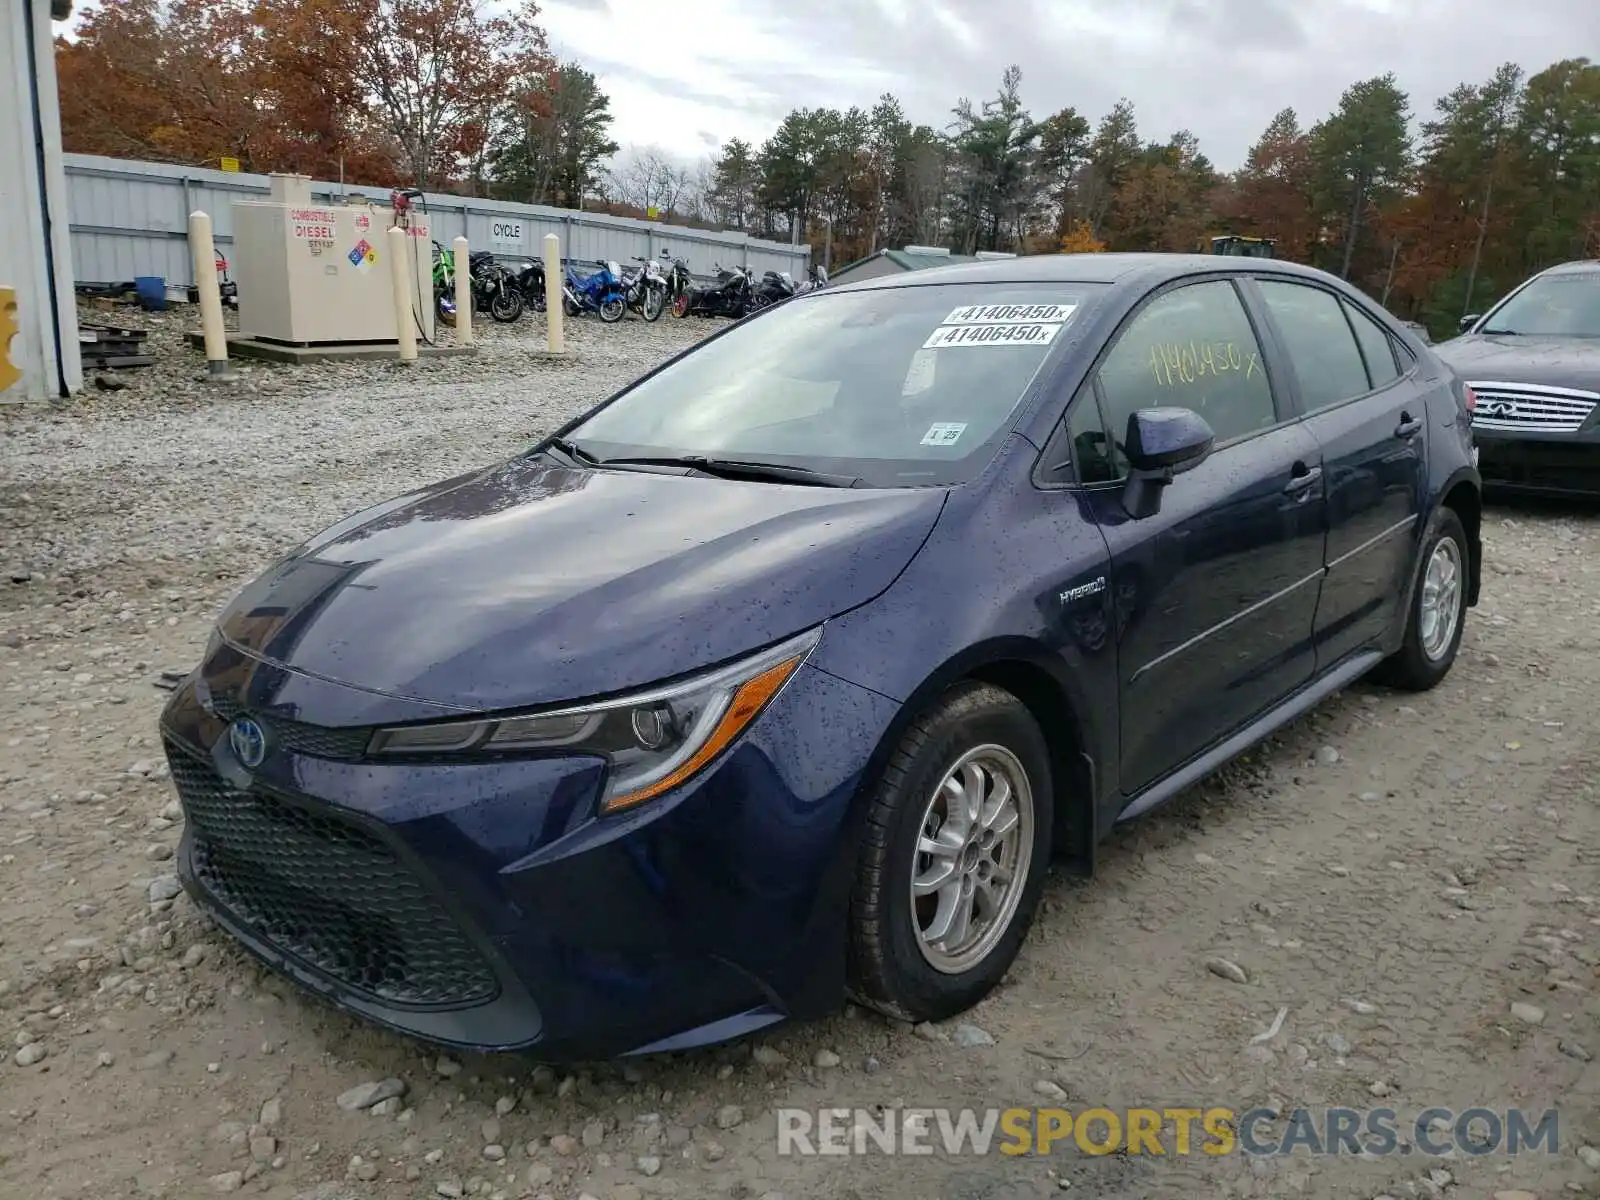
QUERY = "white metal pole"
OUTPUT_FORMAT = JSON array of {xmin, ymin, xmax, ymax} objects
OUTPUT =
[
  {"xmin": 386, "ymin": 225, "xmax": 417, "ymax": 363},
  {"xmin": 543, "ymin": 232, "xmax": 563, "ymax": 354},
  {"xmin": 451, "ymin": 236, "xmax": 472, "ymax": 344},
  {"xmin": 187, "ymin": 210, "xmax": 231, "ymax": 377}
]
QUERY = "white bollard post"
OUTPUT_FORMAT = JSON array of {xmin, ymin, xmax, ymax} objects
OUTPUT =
[
  {"xmin": 386, "ymin": 225, "xmax": 417, "ymax": 363},
  {"xmin": 543, "ymin": 232, "xmax": 563, "ymax": 354},
  {"xmin": 452, "ymin": 236, "xmax": 472, "ymax": 344},
  {"xmin": 188, "ymin": 211, "xmax": 233, "ymax": 379}
]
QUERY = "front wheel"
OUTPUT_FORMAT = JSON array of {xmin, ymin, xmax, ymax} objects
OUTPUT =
[
  {"xmin": 598, "ymin": 296, "xmax": 626, "ymax": 323},
  {"xmin": 642, "ymin": 287, "xmax": 665, "ymax": 322},
  {"xmin": 1370, "ymin": 507, "xmax": 1470, "ymax": 691},
  {"xmin": 670, "ymin": 292, "xmax": 691, "ymax": 318},
  {"xmin": 489, "ymin": 287, "xmax": 524, "ymax": 323},
  {"xmin": 847, "ymin": 682, "xmax": 1053, "ymax": 1023}
]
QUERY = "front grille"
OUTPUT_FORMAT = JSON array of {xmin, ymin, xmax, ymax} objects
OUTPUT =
[
  {"xmin": 166, "ymin": 741, "xmax": 499, "ymax": 1009},
  {"xmin": 1477, "ymin": 440, "xmax": 1600, "ymax": 493},
  {"xmin": 207, "ymin": 695, "xmax": 372, "ymax": 761},
  {"xmin": 1469, "ymin": 381, "xmax": 1600, "ymax": 434}
]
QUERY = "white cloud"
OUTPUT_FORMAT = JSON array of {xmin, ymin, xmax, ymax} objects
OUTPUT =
[{"xmin": 534, "ymin": 0, "xmax": 1600, "ymax": 169}]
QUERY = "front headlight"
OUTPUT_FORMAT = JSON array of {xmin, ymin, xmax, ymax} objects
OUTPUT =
[{"xmin": 367, "ymin": 627, "xmax": 821, "ymax": 814}]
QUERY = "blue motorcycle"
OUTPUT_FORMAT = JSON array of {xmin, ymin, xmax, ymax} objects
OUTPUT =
[{"xmin": 562, "ymin": 260, "xmax": 627, "ymax": 323}]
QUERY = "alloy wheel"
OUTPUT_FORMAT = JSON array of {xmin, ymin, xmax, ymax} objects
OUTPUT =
[
  {"xmin": 1419, "ymin": 537, "xmax": 1462, "ymax": 661},
  {"xmin": 910, "ymin": 745, "xmax": 1034, "ymax": 975}
]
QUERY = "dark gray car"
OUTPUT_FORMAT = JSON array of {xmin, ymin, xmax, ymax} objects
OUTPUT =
[{"xmin": 1434, "ymin": 260, "xmax": 1600, "ymax": 497}]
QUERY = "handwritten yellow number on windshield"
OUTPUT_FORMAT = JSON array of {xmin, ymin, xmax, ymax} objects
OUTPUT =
[{"xmin": 1147, "ymin": 341, "xmax": 1260, "ymax": 388}]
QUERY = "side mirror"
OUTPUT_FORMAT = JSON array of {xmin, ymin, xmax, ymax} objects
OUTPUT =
[
  {"xmin": 1121, "ymin": 407, "xmax": 1215, "ymax": 520},
  {"xmin": 1459, "ymin": 314, "xmax": 1481, "ymax": 333}
]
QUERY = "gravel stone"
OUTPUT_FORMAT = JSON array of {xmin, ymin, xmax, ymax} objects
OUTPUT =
[
  {"xmin": 1510, "ymin": 1002, "xmax": 1545, "ymax": 1026},
  {"xmin": 1205, "ymin": 957, "xmax": 1249, "ymax": 984},
  {"xmin": 336, "ymin": 1078, "xmax": 407, "ymax": 1111}
]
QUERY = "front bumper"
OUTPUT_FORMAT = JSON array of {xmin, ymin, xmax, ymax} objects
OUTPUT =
[
  {"xmin": 159, "ymin": 652, "xmax": 898, "ymax": 1059},
  {"xmin": 1472, "ymin": 426, "xmax": 1600, "ymax": 498}
]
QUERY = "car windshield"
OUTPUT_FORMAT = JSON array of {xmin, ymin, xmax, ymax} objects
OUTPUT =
[
  {"xmin": 1479, "ymin": 273, "xmax": 1600, "ymax": 337},
  {"xmin": 563, "ymin": 281, "xmax": 1103, "ymax": 486}
]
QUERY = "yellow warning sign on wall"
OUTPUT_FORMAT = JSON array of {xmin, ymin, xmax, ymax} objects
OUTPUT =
[{"xmin": 0, "ymin": 286, "xmax": 21, "ymax": 394}]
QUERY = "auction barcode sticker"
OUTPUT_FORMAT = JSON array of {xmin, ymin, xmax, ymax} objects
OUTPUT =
[
  {"xmin": 943, "ymin": 302, "xmax": 1076, "ymax": 325},
  {"xmin": 922, "ymin": 322, "xmax": 1064, "ymax": 350}
]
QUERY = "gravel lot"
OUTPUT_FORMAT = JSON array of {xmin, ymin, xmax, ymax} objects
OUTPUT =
[{"xmin": 2, "ymin": 305, "xmax": 1598, "ymax": 1200}]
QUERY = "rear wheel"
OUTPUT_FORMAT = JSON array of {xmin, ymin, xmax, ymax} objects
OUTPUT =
[
  {"xmin": 847, "ymin": 682, "xmax": 1053, "ymax": 1023},
  {"xmin": 1370, "ymin": 507, "xmax": 1469, "ymax": 691}
]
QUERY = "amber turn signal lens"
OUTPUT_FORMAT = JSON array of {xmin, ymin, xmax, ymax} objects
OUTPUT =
[{"xmin": 601, "ymin": 655, "xmax": 804, "ymax": 813}]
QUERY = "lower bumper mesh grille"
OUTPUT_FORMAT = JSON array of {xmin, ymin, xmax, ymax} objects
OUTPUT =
[{"xmin": 165, "ymin": 740, "xmax": 498, "ymax": 1009}]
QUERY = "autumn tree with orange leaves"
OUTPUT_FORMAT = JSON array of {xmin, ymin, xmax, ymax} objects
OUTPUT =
[{"xmin": 56, "ymin": 0, "xmax": 550, "ymax": 189}]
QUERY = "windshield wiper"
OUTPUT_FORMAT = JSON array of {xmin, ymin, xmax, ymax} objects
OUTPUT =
[
  {"xmin": 598, "ymin": 454, "xmax": 860, "ymax": 488},
  {"xmin": 541, "ymin": 435, "xmax": 599, "ymax": 465},
  {"xmin": 1477, "ymin": 327, "xmax": 1520, "ymax": 336}
]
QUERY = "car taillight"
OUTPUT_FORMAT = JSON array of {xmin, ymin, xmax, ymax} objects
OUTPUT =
[{"xmin": 1462, "ymin": 385, "xmax": 1477, "ymax": 414}]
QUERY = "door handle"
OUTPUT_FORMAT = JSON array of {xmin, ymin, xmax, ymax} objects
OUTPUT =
[
  {"xmin": 1395, "ymin": 412, "xmax": 1423, "ymax": 439},
  {"xmin": 1283, "ymin": 462, "xmax": 1322, "ymax": 494}
]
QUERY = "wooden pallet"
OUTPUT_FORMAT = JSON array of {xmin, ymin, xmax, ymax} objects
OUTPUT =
[
  {"xmin": 79, "ymin": 323, "xmax": 153, "ymax": 370},
  {"xmin": 82, "ymin": 353, "xmax": 156, "ymax": 370}
]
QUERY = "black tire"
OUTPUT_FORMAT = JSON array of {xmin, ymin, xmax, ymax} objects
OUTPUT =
[
  {"xmin": 598, "ymin": 296, "xmax": 626, "ymax": 323},
  {"xmin": 847, "ymin": 682, "xmax": 1053, "ymax": 1023},
  {"xmin": 642, "ymin": 287, "xmax": 665, "ymax": 322},
  {"xmin": 489, "ymin": 287, "xmax": 523, "ymax": 323},
  {"xmin": 1370, "ymin": 506, "xmax": 1469, "ymax": 691}
]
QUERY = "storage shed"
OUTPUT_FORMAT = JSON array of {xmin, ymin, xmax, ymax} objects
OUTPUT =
[
  {"xmin": 1, "ymin": 0, "xmax": 81, "ymax": 401},
  {"xmin": 826, "ymin": 245, "xmax": 1017, "ymax": 286}
]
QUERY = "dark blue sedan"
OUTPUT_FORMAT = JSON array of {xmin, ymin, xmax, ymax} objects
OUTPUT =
[{"xmin": 160, "ymin": 253, "xmax": 1483, "ymax": 1059}]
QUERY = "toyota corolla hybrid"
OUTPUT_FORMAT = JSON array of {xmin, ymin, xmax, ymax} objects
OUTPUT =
[{"xmin": 160, "ymin": 253, "xmax": 1482, "ymax": 1059}]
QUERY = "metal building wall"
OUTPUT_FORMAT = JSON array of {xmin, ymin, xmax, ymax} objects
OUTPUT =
[
  {"xmin": 63, "ymin": 155, "xmax": 811, "ymax": 288},
  {"xmin": 1, "ymin": 0, "xmax": 81, "ymax": 402}
]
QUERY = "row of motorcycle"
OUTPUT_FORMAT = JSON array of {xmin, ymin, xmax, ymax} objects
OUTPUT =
[{"xmin": 430, "ymin": 242, "xmax": 829, "ymax": 327}]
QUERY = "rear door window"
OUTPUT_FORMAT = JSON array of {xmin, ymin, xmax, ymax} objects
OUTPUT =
[
  {"xmin": 1256, "ymin": 280, "xmax": 1372, "ymax": 412},
  {"xmin": 1342, "ymin": 299, "xmax": 1401, "ymax": 389}
]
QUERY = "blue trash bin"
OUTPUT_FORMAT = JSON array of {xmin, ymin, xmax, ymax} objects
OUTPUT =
[{"xmin": 134, "ymin": 276, "xmax": 167, "ymax": 311}]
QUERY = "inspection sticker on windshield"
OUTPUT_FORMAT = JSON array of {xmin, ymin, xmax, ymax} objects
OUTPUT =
[
  {"xmin": 943, "ymin": 302, "xmax": 1077, "ymax": 325},
  {"xmin": 921, "ymin": 422, "xmax": 967, "ymax": 447},
  {"xmin": 922, "ymin": 321, "xmax": 1064, "ymax": 350}
]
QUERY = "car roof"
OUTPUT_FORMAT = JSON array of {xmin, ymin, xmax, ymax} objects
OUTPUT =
[
  {"xmin": 1538, "ymin": 259, "xmax": 1600, "ymax": 278},
  {"xmin": 826, "ymin": 251, "xmax": 1348, "ymax": 293}
]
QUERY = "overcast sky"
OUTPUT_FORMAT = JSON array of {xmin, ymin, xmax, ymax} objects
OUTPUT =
[{"xmin": 539, "ymin": 0, "xmax": 1596, "ymax": 171}]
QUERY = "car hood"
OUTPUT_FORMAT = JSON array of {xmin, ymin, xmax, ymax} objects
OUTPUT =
[
  {"xmin": 215, "ymin": 456, "xmax": 946, "ymax": 711},
  {"xmin": 1434, "ymin": 334, "xmax": 1600, "ymax": 392}
]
